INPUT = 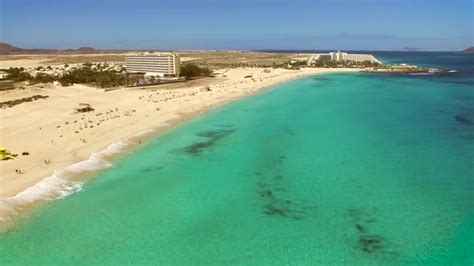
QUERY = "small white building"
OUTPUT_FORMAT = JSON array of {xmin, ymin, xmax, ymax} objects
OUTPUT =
[{"xmin": 0, "ymin": 71, "xmax": 8, "ymax": 79}]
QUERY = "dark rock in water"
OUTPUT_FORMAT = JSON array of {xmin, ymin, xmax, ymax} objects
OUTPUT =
[
  {"xmin": 454, "ymin": 114, "xmax": 474, "ymax": 125},
  {"xmin": 358, "ymin": 235, "xmax": 384, "ymax": 254},
  {"xmin": 355, "ymin": 224, "xmax": 367, "ymax": 233}
]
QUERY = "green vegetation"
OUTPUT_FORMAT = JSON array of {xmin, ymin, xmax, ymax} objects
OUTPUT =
[
  {"xmin": 180, "ymin": 63, "xmax": 213, "ymax": 79},
  {"xmin": 3, "ymin": 65, "xmax": 142, "ymax": 88},
  {"xmin": 0, "ymin": 95, "xmax": 49, "ymax": 109},
  {"xmin": 4, "ymin": 67, "xmax": 32, "ymax": 82},
  {"xmin": 59, "ymin": 66, "xmax": 141, "ymax": 87},
  {"xmin": 33, "ymin": 73, "xmax": 56, "ymax": 84},
  {"xmin": 0, "ymin": 81, "xmax": 15, "ymax": 91}
]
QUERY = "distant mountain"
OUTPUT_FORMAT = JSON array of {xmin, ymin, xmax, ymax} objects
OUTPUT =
[
  {"xmin": 0, "ymin": 43, "xmax": 25, "ymax": 54},
  {"xmin": 462, "ymin": 47, "xmax": 474, "ymax": 53},
  {"xmin": 0, "ymin": 43, "xmax": 97, "ymax": 55},
  {"xmin": 78, "ymin": 46, "xmax": 96, "ymax": 52},
  {"xmin": 401, "ymin": 47, "xmax": 422, "ymax": 52}
]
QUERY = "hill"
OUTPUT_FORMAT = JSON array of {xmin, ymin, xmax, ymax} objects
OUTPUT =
[
  {"xmin": 462, "ymin": 47, "xmax": 474, "ymax": 53},
  {"xmin": 0, "ymin": 43, "xmax": 97, "ymax": 55},
  {"xmin": 78, "ymin": 47, "xmax": 96, "ymax": 52},
  {"xmin": 0, "ymin": 43, "xmax": 25, "ymax": 54}
]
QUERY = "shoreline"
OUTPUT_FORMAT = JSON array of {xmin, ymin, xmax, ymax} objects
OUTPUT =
[{"xmin": 0, "ymin": 67, "xmax": 359, "ymax": 228}]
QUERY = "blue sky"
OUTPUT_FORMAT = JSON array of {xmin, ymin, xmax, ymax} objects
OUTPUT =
[{"xmin": 0, "ymin": 0, "xmax": 473, "ymax": 50}]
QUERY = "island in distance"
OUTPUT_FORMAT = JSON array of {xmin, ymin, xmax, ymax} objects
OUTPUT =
[{"xmin": 462, "ymin": 46, "xmax": 474, "ymax": 54}]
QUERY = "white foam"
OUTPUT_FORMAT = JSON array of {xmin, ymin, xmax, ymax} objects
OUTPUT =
[
  {"xmin": 133, "ymin": 129, "xmax": 155, "ymax": 138},
  {"xmin": 409, "ymin": 72, "xmax": 433, "ymax": 76},
  {"xmin": 0, "ymin": 134, "xmax": 142, "ymax": 225}
]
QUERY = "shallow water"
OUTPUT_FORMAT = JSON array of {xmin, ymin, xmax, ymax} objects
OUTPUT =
[{"xmin": 1, "ymin": 54, "xmax": 473, "ymax": 265}]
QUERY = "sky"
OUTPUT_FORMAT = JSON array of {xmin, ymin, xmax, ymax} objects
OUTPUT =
[{"xmin": 0, "ymin": 0, "xmax": 473, "ymax": 51}]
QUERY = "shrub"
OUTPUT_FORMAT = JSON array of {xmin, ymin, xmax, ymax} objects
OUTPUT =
[
  {"xmin": 5, "ymin": 67, "xmax": 32, "ymax": 82},
  {"xmin": 180, "ymin": 63, "xmax": 213, "ymax": 79}
]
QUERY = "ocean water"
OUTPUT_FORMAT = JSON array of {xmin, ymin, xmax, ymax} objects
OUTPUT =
[{"xmin": 1, "ymin": 53, "xmax": 473, "ymax": 265}]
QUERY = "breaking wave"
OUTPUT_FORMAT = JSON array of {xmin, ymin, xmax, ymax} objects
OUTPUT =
[{"xmin": 0, "ymin": 129, "xmax": 154, "ymax": 226}]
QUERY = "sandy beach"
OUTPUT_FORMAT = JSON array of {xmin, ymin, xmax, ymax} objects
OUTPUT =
[{"xmin": 0, "ymin": 65, "xmax": 358, "ymax": 225}]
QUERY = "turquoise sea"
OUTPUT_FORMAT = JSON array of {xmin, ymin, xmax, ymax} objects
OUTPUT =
[{"xmin": 1, "ymin": 52, "xmax": 473, "ymax": 265}]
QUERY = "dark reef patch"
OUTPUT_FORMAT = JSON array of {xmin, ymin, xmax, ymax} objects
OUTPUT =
[
  {"xmin": 347, "ymin": 207, "xmax": 377, "ymax": 224},
  {"xmin": 255, "ymin": 161, "xmax": 312, "ymax": 220},
  {"xmin": 177, "ymin": 128, "xmax": 236, "ymax": 156},
  {"xmin": 263, "ymin": 204, "xmax": 288, "ymax": 217},
  {"xmin": 213, "ymin": 124, "xmax": 234, "ymax": 128},
  {"xmin": 282, "ymin": 126, "xmax": 295, "ymax": 136},
  {"xmin": 454, "ymin": 114, "xmax": 474, "ymax": 125},
  {"xmin": 346, "ymin": 207, "xmax": 397, "ymax": 257},
  {"xmin": 140, "ymin": 166, "xmax": 164, "ymax": 172},
  {"xmin": 311, "ymin": 77, "xmax": 331, "ymax": 83},
  {"xmin": 358, "ymin": 235, "xmax": 385, "ymax": 254},
  {"xmin": 355, "ymin": 224, "xmax": 367, "ymax": 233},
  {"xmin": 273, "ymin": 175, "xmax": 283, "ymax": 180},
  {"xmin": 196, "ymin": 129, "xmax": 236, "ymax": 138}
]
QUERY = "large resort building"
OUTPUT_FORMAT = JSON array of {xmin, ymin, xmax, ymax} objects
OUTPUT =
[
  {"xmin": 125, "ymin": 52, "xmax": 181, "ymax": 78},
  {"xmin": 307, "ymin": 51, "xmax": 381, "ymax": 65}
]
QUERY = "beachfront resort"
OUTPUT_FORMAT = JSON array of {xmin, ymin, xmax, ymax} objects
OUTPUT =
[
  {"xmin": 125, "ymin": 52, "xmax": 181, "ymax": 78},
  {"xmin": 307, "ymin": 51, "xmax": 382, "ymax": 65}
]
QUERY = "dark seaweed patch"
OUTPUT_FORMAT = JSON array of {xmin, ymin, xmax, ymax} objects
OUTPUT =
[
  {"xmin": 347, "ymin": 207, "xmax": 377, "ymax": 224},
  {"xmin": 263, "ymin": 205, "xmax": 288, "ymax": 217},
  {"xmin": 196, "ymin": 129, "xmax": 236, "ymax": 138},
  {"xmin": 140, "ymin": 166, "xmax": 164, "ymax": 172},
  {"xmin": 259, "ymin": 189, "xmax": 273, "ymax": 198},
  {"xmin": 346, "ymin": 207, "xmax": 397, "ymax": 256},
  {"xmin": 214, "ymin": 124, "xmax": 234, "ymax": 128},
  {"xmin": 359, "ymin": 235, "xmax": 385, "ymax": 254},
  {"xmin": 255, "ymin": 162, "xmax": 313, "ymax": 220},
  {"xmin": 282, "ymin": 126, "xmax": 295, "ymax": 136},
  {"xmin": 355, "ymin": 224, "xmax": 367, "ymax": 233},
  {"xmin": 311, "ymin": 77, "xmax": 330, "ymax": 82},
  {"xmin": 454, "ymin": 114, "xmax": 474, "ymax": 125},
  {"xmin": 179, "ymin": 128, "xmax": 236, "ymax": 155}
]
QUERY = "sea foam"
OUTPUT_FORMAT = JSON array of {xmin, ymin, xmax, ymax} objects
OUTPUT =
[{"xmin": 0, "ymin": 132, "xmax": 151, "ymax": 225}]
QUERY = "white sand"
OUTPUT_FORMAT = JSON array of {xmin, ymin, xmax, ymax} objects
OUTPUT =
[{"xmin": 0, "ymin": 67, "xmax": 358, "ymax": 225}]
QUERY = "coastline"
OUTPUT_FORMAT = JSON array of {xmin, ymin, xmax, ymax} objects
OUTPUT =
[{"xmin": 0, "ymin": 67, "xmax": 359, "ymax": 227}]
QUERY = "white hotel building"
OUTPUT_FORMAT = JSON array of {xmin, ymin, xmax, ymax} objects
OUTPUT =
[
  {"xmin": 307, "ymin": 51, "xmax": 381, "ymax": 65},
  {"xmin": 125, "ymin": 52, "xmax": 181, "ymax": 77}
]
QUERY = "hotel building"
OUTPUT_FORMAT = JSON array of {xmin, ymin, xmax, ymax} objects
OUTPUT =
[
  {"xmin": 307, "ymin": 51, "xmax": 381, "ymax": 65},
  {"xmin": 125, "ymin": 52, "xmax": 181, "ymax": 77}
]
